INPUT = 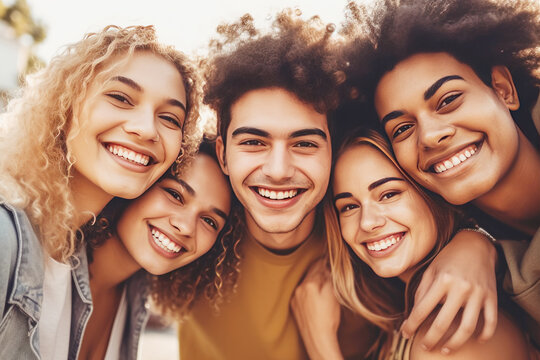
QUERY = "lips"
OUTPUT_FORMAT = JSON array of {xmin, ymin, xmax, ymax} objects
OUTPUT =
[
  {"xmin": 428, "ymin": 142, "xmax": 481, "ymax": 174},
  {"xmin": 364, "ymin": 232, "xmax": 404, "ymax": 253},
  {"xmin": 255, "ymin": 186, "xmax": 301, "ymax": 200},
  {"xmin": 105, "ymin": 143, "xmax": 153, "ymax": 166},
  {"xmin": 149, "ymin": 225, "xmax": 186, "ymax": 257}
]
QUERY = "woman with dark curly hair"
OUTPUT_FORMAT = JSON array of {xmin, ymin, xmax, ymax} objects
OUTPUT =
[
  {"xmin": 0, "ymin": 25, "xmax": 202, "ymax": 359},
  {"xmin": 79, "ymin": 141, "xmax": 237, "ymax": 359},
  {"xmin": 337, "ymin": 0, "xmax": 540, "ymax": 353}
]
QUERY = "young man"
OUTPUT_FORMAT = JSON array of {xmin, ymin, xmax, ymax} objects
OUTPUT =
[{"xmin": 177, "ymin": 12, "xmax": 377, "ymax": 359}]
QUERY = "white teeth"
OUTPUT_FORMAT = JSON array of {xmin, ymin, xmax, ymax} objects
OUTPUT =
[
  {"xmin": 366, "ymin": 234, "xmax": 402, "ymax": 251},
  {"xmin": 257, "ymin": 187, "xmax": 298, "ymax": 200},
  {"xmin": 106, "ymin": 144, "xmax": 150, "ymax": 166},
  {"xmin": 151, "ymin": 228, "xmax": 182, "ymax": 254},
  {"xmin": 432, "ymin": 145, "xmax": 478, "ymax": 174}
]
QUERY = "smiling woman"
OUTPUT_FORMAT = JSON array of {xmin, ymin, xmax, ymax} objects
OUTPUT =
[{"xmin": 0, "ymin": 25, "xmax": 202, "ymax": 359}]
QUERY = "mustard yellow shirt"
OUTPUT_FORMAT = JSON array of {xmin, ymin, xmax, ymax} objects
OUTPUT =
[{"xmin": 178, "ymin": 224, "xmax": 326, "ymax": 360}]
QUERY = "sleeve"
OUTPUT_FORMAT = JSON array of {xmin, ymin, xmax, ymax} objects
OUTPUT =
[
  {"xmin": 498, "ymin": 227, "xmax": 540, "ymax": 323},
  {"xmin": 0, "ymin": 205, "xmax": 19, "ymax": 319}
]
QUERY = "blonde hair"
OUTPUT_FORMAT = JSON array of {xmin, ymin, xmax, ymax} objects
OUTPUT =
[
  {"xmin": 0, "ymin": 25, "xmax": 203, "ymax": 262},
  {"xmin": 326, "ymin": 129, "xmax": 463, "ymax": 357}
]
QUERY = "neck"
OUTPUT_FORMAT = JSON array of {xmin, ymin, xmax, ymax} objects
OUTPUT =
[
  {"xmin": 474, "ymin": 132, "xmax": 540, "ymax": 235},
  {"xmin": 88, "ymin": 234, "xmax": 141, "ymax": 294},
  {"xmin": 245, "ymin": 209, "xmax": 316, "ymax": 254},
  {"xmin": 70, "ymin": 170, "xmax": 113, "ymax": 227}
]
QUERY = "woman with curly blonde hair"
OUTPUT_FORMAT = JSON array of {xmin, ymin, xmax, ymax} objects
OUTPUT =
[
  {"xmin": 79, "ymin": 141, "xmax": 239, "ymax": 359},
  {"xmin": 0, "ymin": 25, "xmax": 202, "ymax": 359}
]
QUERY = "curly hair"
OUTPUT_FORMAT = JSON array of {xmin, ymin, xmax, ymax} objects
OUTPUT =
[
  {"xmin": 83, "ymin": 141, "xmax": 241, "ymax": 318},
  {"xmin": 341, "ymin": 0, "xmax": 540, "ymax": 147},
  {"xmin": 326, "ymin": 128, "xmax": 468, "ymax": 358},
  {"xmin": 0, "ymin": 25, "xmax": 203, "ymax": 262},
  {"xmin": 203, "ymin": 9, "xmax": 347, "ymax": 143}
]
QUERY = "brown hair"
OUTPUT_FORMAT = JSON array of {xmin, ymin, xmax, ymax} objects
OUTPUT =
[{"xmin": 326, "ymin": 128, "xmax": 465, "ymax": 357}]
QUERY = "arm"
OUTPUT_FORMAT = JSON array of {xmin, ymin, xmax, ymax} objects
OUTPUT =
[
  {"xmin": 498, "ymin": 227, "xmax": 540, "ymax": 324},
  {"xmin": 410, "ymin": 311, "xmax": 534, "ymax": 360},
  {"xmin": 0, "ymin": 205, "xmax": 20, "ymax": 319},
  {"xmin": 291, "ymin": 258, "xmax": 344, "ymax": 360},
  {"xmin": 402, "ymin": 229, "xmax": 498, "ymax": 353}
]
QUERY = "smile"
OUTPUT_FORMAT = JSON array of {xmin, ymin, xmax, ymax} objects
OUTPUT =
[
  {"xmin": 151, "ymin": 227, "xmax": 183, "ymax": 253},
  {"xmin": 255, "ymin": 187, "xmax": 301, "ymax": 200},
  {"xmin": 365, "ymin": 232, "xmax": 404, "ymax": 252},
  {"xmin": 432, "ymin": 143, "xmax": 478, "ymax": 174},
  {"xmin": 106, "ymin": 143, "xmax": 151, "ymax": 166}
]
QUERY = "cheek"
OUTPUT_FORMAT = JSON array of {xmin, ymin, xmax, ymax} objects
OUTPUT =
[{"xmin": 339, "ymin": 218, "xmax": 357, "ymax": 245}]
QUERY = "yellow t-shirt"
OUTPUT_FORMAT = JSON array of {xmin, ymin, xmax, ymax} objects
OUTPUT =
[{"xmin": 179, "ymin": 224, "xmax": 326, "ymax": 360}]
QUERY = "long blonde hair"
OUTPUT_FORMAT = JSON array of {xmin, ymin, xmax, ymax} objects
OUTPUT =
[
  {"xmin": 0, "ymin": 25, "xmax": 202, "ymax": 262},
  {"xmin": 326, "ymin": 129, "xmax": 463, "ymax": 356}
]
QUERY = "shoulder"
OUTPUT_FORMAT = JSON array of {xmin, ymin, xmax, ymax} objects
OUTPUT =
[
  {"xmin": 0, "ymin": 203, "xmax": 21, "ymax": 251},
  {"xmin": 410, "ymin": 311, "xmax": 531, "ymax": 360}
]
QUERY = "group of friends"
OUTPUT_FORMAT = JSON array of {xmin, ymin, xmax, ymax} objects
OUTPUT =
[{"xmin": 0, "ymin": 0, "xmax": 539, "ymax": 359}]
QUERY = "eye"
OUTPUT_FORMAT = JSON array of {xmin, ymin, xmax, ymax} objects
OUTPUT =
[
  {"xmin": 294, "ymin": 141, "xmax": 318, "ymax": 148},
  {"xmin": 339, "ymin": 204, "xmax": 359, "ymax": 213},
  {"xmin": 202, "ymin": 216, "xmax": 218, "ymax": 230},
  {"xmin": 392, "ymin": 124, "xmax": 413, "ymax": 139},
  {"xmin": 164, "ymin": 188, "xmax": 184, "ymax": 204},
  {"xmin": 159, "ymin": 114, "xmax": 182, "ymax": 129},
  {"xmin": 240, "ymin": 139, "xmax": 264, "ymax": 146},
  {"xmin": 106, "ymin": 93, "xmax": 133, "ymax": 105},
  {"xmin": 437, "ymin": 93, "xmax": 462, "ymax": 111},
  {"xmin": 380, "ymin": 190, "xmax": 401, "ymax": 201}
]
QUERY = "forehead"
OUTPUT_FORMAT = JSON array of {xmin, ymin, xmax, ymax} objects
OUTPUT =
[
  {"xmin": 182, "ymin": 154, "xmax": 231, "ymax": 208},
  {"xmin": 375, "ymin": 52, "xmax": 481, "ymax": 103},
  {"xmin": 228, "ymin": 87, "xmax": 329, "ymax": 137},
  {"xmin": 334, "ymin": 145, "xmax": 400, "ymax": 190}
]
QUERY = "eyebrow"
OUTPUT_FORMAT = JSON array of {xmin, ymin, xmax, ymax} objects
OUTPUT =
[
  {"xmin": 110, "ymin": 76, "xmax": 142, "ymax": 91},
  {"xmin": 231, "ymin": 127, "xmax": 327, "ymax": 140},
  {"xmin": 334, "ymin": 192, "xmax": 352, "ymax": 202},
  {"xmin": 167, "ymin": 98, "xmax": 187, "ymax": 113},
  {"xmin": 212, "ymin": 208, "xmax": 228, "ymax": 221},
  {"xmin": 177, "ymin": 179, "xmax": 195, "ymax": 196},
  {"xmin": 368, "ymin": 177, "xmax": 405, "ymax": 191},
  {"xmin": 424, "ymin": 75, "xmax": 464, "ymax": 101},
  {"xmin": 380, "ymin": 110, "xmax": 405, "ymax": 127}
]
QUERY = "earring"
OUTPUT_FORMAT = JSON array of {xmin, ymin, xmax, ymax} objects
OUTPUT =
[{"xmin": 173, "ymin": 148, "xmax": 185, "ymax": 176}]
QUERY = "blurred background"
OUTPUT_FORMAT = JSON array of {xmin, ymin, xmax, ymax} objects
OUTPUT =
[{"xmin": 0, "ymin": 0, "xmax": 349, "ymax": 358}]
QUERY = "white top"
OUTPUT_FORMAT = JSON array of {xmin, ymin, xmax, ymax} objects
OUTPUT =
[
  {"xmin": 39, "ymin": 256, "xmax": 72, "ymax": 360},
  {"xmin": 104, "ymin": 287, "xmax": 128, "ymax": 360}
]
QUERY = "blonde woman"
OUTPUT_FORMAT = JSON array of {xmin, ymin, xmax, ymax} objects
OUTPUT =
[
  {"xmin": 294, "ymin": 130, "xmax": 539, "ymax": 359},
  {"xmin": 0, "ymin": 25, "xmax": 201, "ymax": 359}
]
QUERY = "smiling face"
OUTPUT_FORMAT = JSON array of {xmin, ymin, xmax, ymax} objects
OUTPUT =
[
  {"xmin": 116, "ymin": 153, "xmax": 231, "ymax": 275},
  {"xmin": 374, "ymin": 52, "xmax": 521, "ymax": 205},
  {"xmin": 69, "ymin": 51, "xmax": 187, "ymax": 201},
  {"xmin": 217, "ymin": 87, "xmax": 331, "ymax": 250},
  {"xmin": 333, "ymin": 144, "xmax": 437, "ymax": 280}
]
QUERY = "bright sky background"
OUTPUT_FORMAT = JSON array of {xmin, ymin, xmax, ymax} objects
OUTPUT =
[{"xmin": 27, "ymin": 0, "xmax": 352, "ymax": 62}]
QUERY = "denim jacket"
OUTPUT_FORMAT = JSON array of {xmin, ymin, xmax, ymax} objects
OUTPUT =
[{"xmin": 0, "ymin": 202, "xmax": 150, "ymax": 360}]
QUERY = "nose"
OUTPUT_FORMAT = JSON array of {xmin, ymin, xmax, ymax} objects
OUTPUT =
[
  {"xmin": 417, "ymin": 114, "xmax": 455, "ymax": 149},
  {"xmin": 169, "ymin": 211, "xmax": 195, "ymax": 240},
  {"xmin": 359, "ymin": 203, "xmax": 386, "ymax": 233},
  {"xmin": 122, "ymin": 106, "xmax": 159, "ymax": 142},
  {"xmin": 261, "ymin": 144, "xmax": 294, "ymax": 181}
]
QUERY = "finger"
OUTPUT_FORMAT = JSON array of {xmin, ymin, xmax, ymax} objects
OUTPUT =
[
  {"xmin": 440, "ymin": 291, "xmax": 483, "ymax": 353},
  {"xmin": 419, "ymin": 290, "xmax": 468, "ymax": 350},
  {"xmin": 414, "ymin": 268, "xmax": 435, "ymax": 303},
  {"xmin": 401, "ymin": 280, "xmax": 446, "ymax": 338},
  {"xmin": 478, "ymin": 295, "xmax": 498, "ymax": 342}
]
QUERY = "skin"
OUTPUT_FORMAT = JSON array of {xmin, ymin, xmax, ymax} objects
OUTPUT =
[
  {"xmin": 78, "ymin": 153, "xmax": 231, "ymax": 360},
  {"xmin": 375, "ymin": 52, "xmax": 540, "ymax": 234},
  {"xmin": 334, "ymin": 145, "xmax": 438, "ymax": 282},
  {"xmin": 294, "ymin": 144, "xmax": 532, "ymax": 359},
  {"xmin": 216, "ymin": 87, "xmax": 332, "ymax": 252},
  {"xmin": 69, "ymin": 51, "xmax": 187, "ymax": 223}
]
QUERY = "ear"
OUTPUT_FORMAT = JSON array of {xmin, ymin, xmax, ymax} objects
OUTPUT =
[
  {"xmin": 491, "ymin": 66, "xmax": 520, "ymax": 111},
  {"xmin": 215, "ymin": 136, "xmax": 229, "ymax": 175}
]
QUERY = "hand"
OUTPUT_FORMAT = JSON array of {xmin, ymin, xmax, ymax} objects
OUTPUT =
[
  {"xmin": 402, "ymin": 230, "xmax": 498, "ymax": 354},
  {"xmin": 291, "ymin": 258, "xmax": 344, "ymax": 360}
]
